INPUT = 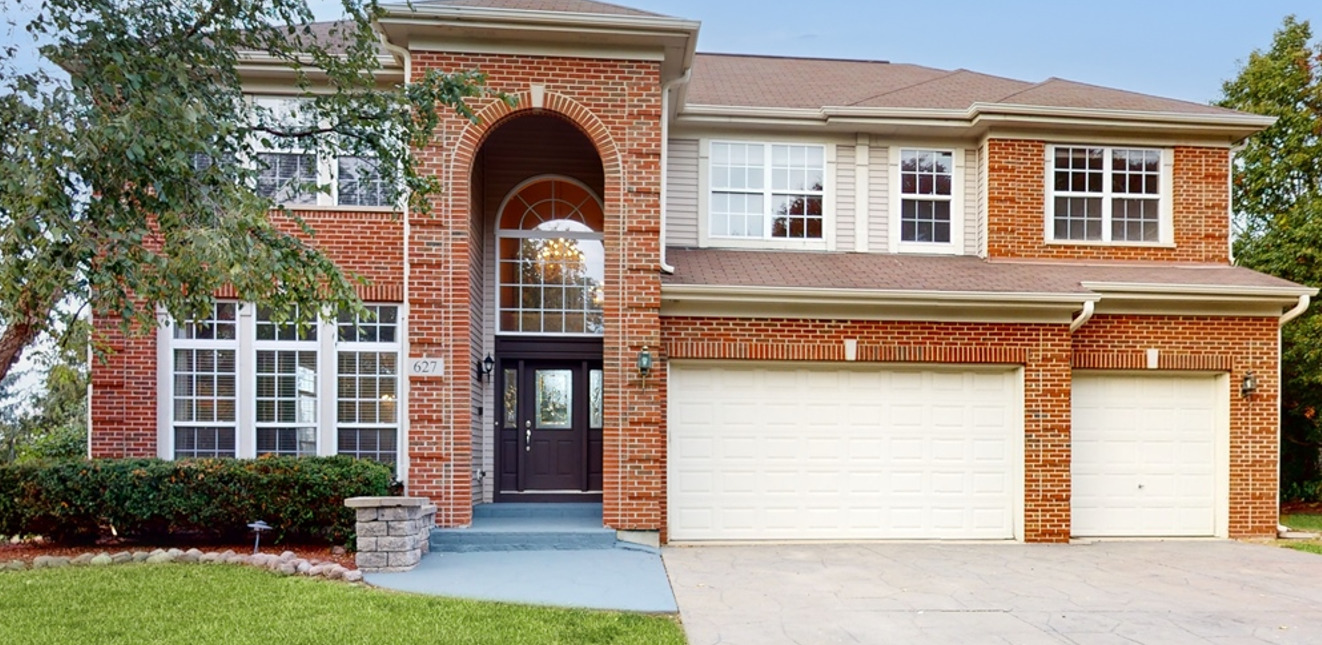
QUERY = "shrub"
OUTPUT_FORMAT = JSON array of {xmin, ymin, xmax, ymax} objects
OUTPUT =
[{"xmin": 0, "ymin": 456, "xmax": 393, "ymax": 544}]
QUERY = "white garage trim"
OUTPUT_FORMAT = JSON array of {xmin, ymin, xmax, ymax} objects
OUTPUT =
[
  {"xmin": 1070, "ymin": 371, "xmax": 1230, "ymax": 538},
  {"xmin": 667, "ymin": 361, "xmax": 1025, "ymax": 542}
]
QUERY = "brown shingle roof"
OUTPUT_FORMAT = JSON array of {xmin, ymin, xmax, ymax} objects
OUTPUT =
[
  {"xmin": 686, "ymin": 53, "xmax": 1239, "ymax": 116},
  {"xmin": 409, "ymin": 0, "xmax": 667, "ymax": 17},
  {"xmin": 663, "ymin": 248, "xmax": 1309, "ymax": 296}
]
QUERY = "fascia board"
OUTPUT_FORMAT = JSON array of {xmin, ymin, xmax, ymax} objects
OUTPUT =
[
  {"xmin": 381, "ymin": 4, "xmax": 701, "ymax": 33},
  {"xmin": 662, "ymin": 283, "xmax": 1097, "ymax": 307},
  {"xmin": 1080, "ymin": 281, "xmax": 1318, "ymax": 300},
  {"xmin": 969, "ymin": 102, "xmax": 1277, "ymax": 129}
]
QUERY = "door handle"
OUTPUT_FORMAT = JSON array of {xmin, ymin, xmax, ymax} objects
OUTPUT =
[{"xmin": 525, "ymin": 420, "xmax": 531, "ymax": 452}]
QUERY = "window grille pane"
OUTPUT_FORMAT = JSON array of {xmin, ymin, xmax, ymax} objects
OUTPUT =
[
  {"xmin": 337, "ymin": 157, "xmax": 392, "ymax": 207},
  {"xmin": 899, "ymin": 150, "xmax": 954, "ymax": 244},
  {"xmin": 173, "ymin": 427, "xmax": 236, "ymax": 459},
  {"xmin": 256, "ymin": 152, "xmax": 318, "ymax": 205},
  {"xmin": 336, "ymin": 428, "xmax": 398, "ymax": 463}
]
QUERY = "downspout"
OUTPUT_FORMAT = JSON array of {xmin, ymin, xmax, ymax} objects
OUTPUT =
[
  {"xmin": 380, "ymin": 35, "xmax": 413, "ymax": 492},
  {"xmin": 1280, "ymin": 294, "xmax": 1309, "ymax": 326},
  {"xmin": 1069, "ymin": 300, "xmax": 1096, "ymax": 333},
  {"xmin": 1277, "ymin": 294, "xmax": 1309, "ymax": 535},
  {"xmin": 658, "ymin": 68, "xmax": 692, "ymax": 275}
]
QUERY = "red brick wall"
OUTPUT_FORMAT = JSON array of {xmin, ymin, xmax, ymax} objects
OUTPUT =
[
  {"xmin": 986, "ymin": 139, "xmax": 1230, "ymax": 262},
  {"xmin": 660, "ymin": 317, "xmax": 1075, "ymax": 543},
  {"xmin": 88, "ymin": 210, "xmax": 404, "ymax": 458},
  {"xmin": 406, "ymin": 53, "xmax": 663, "ymax": 529},
  {"xmin": 1073, "ymin": 314, "xmax": 1280, "ymax": 538}
]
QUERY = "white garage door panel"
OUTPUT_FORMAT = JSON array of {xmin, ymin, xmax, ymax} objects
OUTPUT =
[
  {"xmin": 1071, "ymin": 374, "xmax": 1222, "ymax": 537},
  {"xmin": 668, "ymin": 364, "xmax": 1020, "ymax": 541}
]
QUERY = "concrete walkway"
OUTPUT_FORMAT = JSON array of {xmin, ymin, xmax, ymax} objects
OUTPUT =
[
  {"xmin": 663, "ymin": 540, "xmax": 1322, "ymax": 644},
  {"xmin": 364, "ymin": 547, "xmax": 677, "ymax": 613}
]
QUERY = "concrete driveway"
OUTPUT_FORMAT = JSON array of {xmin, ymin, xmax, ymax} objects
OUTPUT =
[{"xmin": 663, "ymin": 541, "xmax": 1322, "ymax": 644}]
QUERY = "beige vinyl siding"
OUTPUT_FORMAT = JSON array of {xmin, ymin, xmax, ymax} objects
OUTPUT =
[
  {"xmin": 666, "ymin": 138, "xmax": 700, "ymax": 247},
  {"xmin": 964, "ymin": 148, "xmax": 979, "ymax": 256},
  {"xmin": 835, "ymin": 144, "xmax": 856, "ymax": 252},
  {"xmin": 868, "ymin": 144, "xmax": 890, "ymax": 253}
]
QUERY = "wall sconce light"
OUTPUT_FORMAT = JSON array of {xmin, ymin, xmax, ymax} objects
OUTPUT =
[
  {"xmin": 1241, "ymin": 371, "xmax": 1258, "ymax": 398},
  {"xmin": 476, "ymin": 353, "xmax": 495, "ymax": 382},
  {"xmin": 637, "ymin": 346, "xmax": 653, "ymax": 386}
]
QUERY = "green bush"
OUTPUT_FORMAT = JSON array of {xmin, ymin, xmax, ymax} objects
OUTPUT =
[{"xmin": 0, "ymin": 456, "xmax": 393, "ymax": 545}]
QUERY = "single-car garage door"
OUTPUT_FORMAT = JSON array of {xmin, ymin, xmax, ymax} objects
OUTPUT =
[
  {"xmin": 668, "ymin": 362, "xmax": 1021, "ymax": 541},
  {"xmin": 1071, "ymin": 372, "xmax": 1226, "ymax": 537}
]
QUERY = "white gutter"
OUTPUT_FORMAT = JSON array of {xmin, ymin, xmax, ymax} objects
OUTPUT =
[
  {"xmin": 1069, "ymin": 300, "xmax": 1095, "ymax": 333},
  {"xmin": 658, "ymin": 68, "xmax": 692, "ymax": 275},
  {"xmin": 1079, "ymin": 281, "xmax": 1317, "ymax": 299},
  {"xmin": 663, "ymin": 283, "xmax": 1099, "ymax": 307},
  {"xmin": 378, "ymin": 33, "xmax": 413, "ymax": 492},
  {"xmin": 1280, "ymin": 294, "xmax": 1311, "ymax": 326}
]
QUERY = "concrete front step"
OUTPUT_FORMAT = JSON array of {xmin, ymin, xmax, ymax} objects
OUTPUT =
[
  {"xmin": 432, "ymin": 503, "xmax": 615, "ymax": 552},
  {"xmin": 472, "ymin": 502, "xmax": 604, "ymax": 519}
]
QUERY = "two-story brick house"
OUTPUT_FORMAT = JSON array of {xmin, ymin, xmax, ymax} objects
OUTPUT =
[{"xmin": 90, "ymin": 0, "xmax": 1316, "ymax": 544}]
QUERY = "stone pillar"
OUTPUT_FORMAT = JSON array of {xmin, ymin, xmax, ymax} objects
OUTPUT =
[{"xmin": 344, "ymin": 497, "xmax": 436, "ymax": 573}]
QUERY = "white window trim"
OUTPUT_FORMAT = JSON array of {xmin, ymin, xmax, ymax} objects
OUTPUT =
[
  {"xmin": 248, "ymin": 95, "xmax": 400, "ymax": 211},
  {"xmin": 1044, "ymin": 145, "xmax": 1175, "ymax": 246},
  {"xmin": 698, "ymin": 139, "xmax": 836, "ymax": 251},
  {"xmin": 158, "ymin": 303, "xmax": 403, "ymax": 463},
  {"xmin": 888, "ymin": 146, "xmax": 965, "ymax": 255},
  {"xmin": 494, "ymin": 175, "xmax": 607, "ymax": 338}
]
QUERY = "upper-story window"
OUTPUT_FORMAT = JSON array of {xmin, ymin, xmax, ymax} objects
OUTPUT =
[
  {"xmin": 1050, "ymin": 146, "xmax": 1169, "ymax": 244},
  {"xmin": 900, "ymin": 149, "xmax": 954, "ymax": 244},
  {"xmin": 709, "ymin": 142, "xmax": 826, "ymax": 241},
  {"xmin": 497, "ymin": 177, "xmax": 605, "ymax": 336},
  {"xmin": 256, "ymin": 153, "xmax": 318, "ymax": 206}
]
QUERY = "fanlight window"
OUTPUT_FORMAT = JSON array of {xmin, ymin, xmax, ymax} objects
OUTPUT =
[{"xmin": 498, "ymin": 178, "xmax": 605, "ymax": 335}]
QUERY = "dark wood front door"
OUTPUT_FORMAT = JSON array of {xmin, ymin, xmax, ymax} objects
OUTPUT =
[{"xmin": 497, "ymin": 357, "xmax": 603, "ymax": 499}]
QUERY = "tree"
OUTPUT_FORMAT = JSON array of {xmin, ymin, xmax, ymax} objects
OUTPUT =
[
  {"xmin": 0, "ymin": 317, "xmax": 89, "ymax": 462},
  {"xmin": 0, "ymin": 0, "xmax": 509, "ymax": 382},
  {"xmin": 1217, "ymin": 16, "xmax": 1322, "ymax": 492}
]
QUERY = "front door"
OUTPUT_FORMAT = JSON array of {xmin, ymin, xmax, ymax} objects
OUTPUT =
[{"xmin": 498, "ymin": 358, "xmax": 603, "ymax": 499}]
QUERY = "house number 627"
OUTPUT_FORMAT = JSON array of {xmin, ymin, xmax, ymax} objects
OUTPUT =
[{"xmin": 408, "ymin": 358, "xmax": 444, "ymax": 379}]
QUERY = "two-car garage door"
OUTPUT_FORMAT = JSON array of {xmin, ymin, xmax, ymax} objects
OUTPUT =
[{"xmin": 668, "ymin": 363, "xmax": 1021, "ymax": 541}]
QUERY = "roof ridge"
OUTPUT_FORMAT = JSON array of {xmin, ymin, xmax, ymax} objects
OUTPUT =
[
  {"xmin": 987, "ymin": 77, "xmax": 1056, "ymax": 104},
  {"xmin": 695, "ymin": 51, "xmax": 891, "ymax": 65},
  {"xmin": 845, "ymin": 68, "xmax": 966, "ymax": 108},
  {"xmin": 992, "ymin": 75, "xmax": 1224, "ymax": 110}
]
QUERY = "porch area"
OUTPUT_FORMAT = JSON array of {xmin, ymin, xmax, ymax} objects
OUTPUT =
[{"xmin": 363, "ymin": 503, "xmax": 677, "ymax": 613}]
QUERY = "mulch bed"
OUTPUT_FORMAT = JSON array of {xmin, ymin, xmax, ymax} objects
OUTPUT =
[
  {"xmin": 0, "ymin": 537, "xmax": 356, "ymax": 569},
  {"xmin": 1281, "ymin": 502, "xmax": 1322, "ymax": 515}
]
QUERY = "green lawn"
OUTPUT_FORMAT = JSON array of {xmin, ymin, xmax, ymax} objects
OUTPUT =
[
  {"xmin": 1281, "ymin": 514, "xmax": 1322, "ymax": 532},
  {"xmin": 0, "ymin": 565, "xmax": 686, "ymax": 645}
]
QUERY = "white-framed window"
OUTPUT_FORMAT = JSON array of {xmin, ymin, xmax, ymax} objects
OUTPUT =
[
  {"xmin": 1048, "ymin": 146, "xmax": 1171, "ymax": 244},
  {"xmin": 248, "ymin": 95, "xmax": 396, "ymax": 209},
  {"xmin": 708, "ymin": 141, "xmax": 828, "ymax": 243},
  {"xmin": 171, "ymin": 302, "xmax": 239, "ymax": 458},
  {"xmin": 254, "ymin": 307, "xmax": 319, "ymax": 456},
  {"xmin": 163, "ymin": 302, "xmax": 402, "ymax": 463},
  {"xmin": 889, "ymin": 147, "xmax": 964, "ymax": 254},
  {"xmin": 336, "ymin": 305, "xmax": 401, "ymax": 463}
]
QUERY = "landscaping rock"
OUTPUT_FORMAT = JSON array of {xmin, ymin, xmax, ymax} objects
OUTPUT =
[
  {"xmin": 145, "ymin": 553, "xmax": 175, "ymax": 564},
  {"xmin": 148, "ymin": 549, "xmax": 165, "ymax": 558},
  {"xmin": 277, "ymin": 562, "xmax": 297, "ymax": 576},
  {"xmin": 199, "ymin": 553, "xmax": 219, "ymax": 564},
  {"xmin": 33, "ymin": 556, "xmax": 70, "ymax": 569},
  {"xmin": 3, "ymin": 560, "xmax": 26, "ymax": 571},
  {"xmin": 71, "ymin": 553, "xmax": 94, "ymax": 566},
  {"xmin": 90, "ymin": 554, "xmax": 113, "ymax": 566},
  {"xmin": 177, "ymin": 551, "xmax": 199, "ymax": 564},
  {"xmin": 132, "ymin": 551, "xmax": 150, "ymax": 562},
  {"xmin": 166, "ymin": 548, "xmax": 183, "ymax": 558},
  {"xmin": 219, "ymin": 550, "xmax": 236, "ymax": 560},
  {"xmin": 331, "ymin": 546, "xmax": 347, "ymax": 556},
  {"xmin": 308, "ymin": 564, "xmax": 328, "ymax": 577},
  {"xmin": 296, "ymin": 561, "xmax": 312, "ymax": 575},
  {"xmin": 343, "ymin": 570, "xmax": 363, "ymax": 583},
  {"xmin": 111, "ymin": 552, "xmax": 132, "ymax": 564},
  {"xmin": 279, "ymin": 551, "xmax": 296, "ymax": 562},
  {"xmin": 326, "ymin": 565, "xmax": 347, "ymax": 580}
]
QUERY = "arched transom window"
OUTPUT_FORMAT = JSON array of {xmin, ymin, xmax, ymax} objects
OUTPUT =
[{"xmin": 497, "ymin": 177, "xmax": 605, "ymax": 335}]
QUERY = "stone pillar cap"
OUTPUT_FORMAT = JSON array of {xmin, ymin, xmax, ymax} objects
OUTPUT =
[{"xmin": 344, "ymin": 496, "xmax": 430, "ymax": 509}]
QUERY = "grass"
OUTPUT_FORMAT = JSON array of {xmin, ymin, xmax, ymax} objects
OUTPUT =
[
  {"xmin": 0, "ymin": 565, "xmax": 686, "ymax": 645},
  {"xmin": 1280, "ymin": 514, "xmax": 1322, "ymax": 557},
  {"xmin": 1281, "ymin": 514, "xmax": 1322, "ymax": 532}
]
